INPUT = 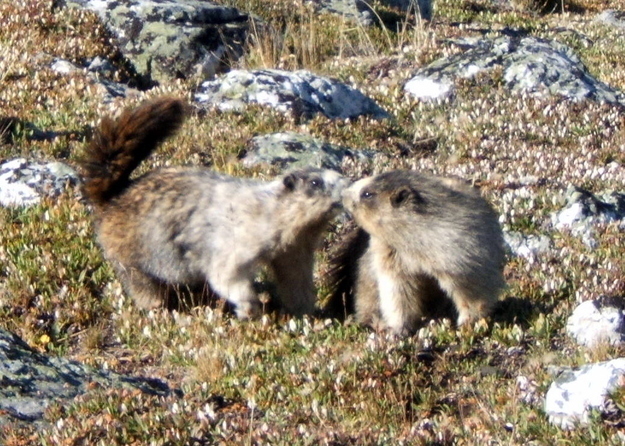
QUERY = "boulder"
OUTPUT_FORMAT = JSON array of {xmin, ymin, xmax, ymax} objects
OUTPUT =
[
  {"xmin": 63, "ymin": 0, "xmax": 250, "ymax": 84},
  {"xmin": 0, "ymin": 159, "xmax": 79, "ymax": 207},
  {"xmin": 405, "ymin": 35, "xmax": 625, "ymax": 106},
  {"xmin": 195, "ymin": 69, "xmax": 389, "ymax": 119},
  {"xmin": 545, "ymin": 358, "xmax": 625, "ymax": 429},
  {"xmin": 242, "ymin": 132, "xmax": 374, "ymax": 171},
  {"xmin": 566, "ymin": 299, "xmax": 625, "ymax": 347},
  {"xmin": 0, "ymin": 328, "xmax": 171, "ymax": 426},
  {"xmin": 551, "ymin": 186, "xmax": 625, "ymax": 247}
]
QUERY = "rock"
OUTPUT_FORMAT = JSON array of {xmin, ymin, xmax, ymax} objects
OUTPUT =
[
  {"xmin": 63, "ymin": 0, "xmax": 250, "ymax": 84},
  {"xmin": 566, "ymin": 299, "xmax": 625, "ymax": 347},
  {"xmin": 242, "ymin": 132, "xmax": 374, "ymax": 171},
  {"xmin": 595, "ymin": 9, "xmax": 625, "ymax": 29},
  {"xmin": 544, "ymin": 358, "xmax": 625, "ymax": 429},
  {"xmin": 516, "ymin": 375, "xmax": 540, "ymax": 406},
  {"xmin": 311, "ymin": 0, "xmax": 433, "ymax": 26},
  {"xmin": 404, "ymin": 35, "xmax": 625, "ymax": 106},
  {"xmin": 503, "ymin": 231, "xmax": 552, "ymax": 260},
  {"xmin": 87, "ymin": 56, "xmax": 116, "ymax": 75},
  {"xmin": 551, "ymin": 186, "xmax": 625, "ymax": 247},
  {"xmin": 51, "ymin": 58, "xmax": 80, "ymax": 75},
  {"xmin": 0, "ymin": 159, "xmax": 79, "ymax": 207},
  {"xmin": 51, "ymin": 57, "xmax": 138, "ymax": 102},
  {"xmin": 195, "ymin": 69, "xmax": 388, "ymax": 120},
  {"xmin": 0, "ymin": 328, "xmax": 172, "ymax": 426}
]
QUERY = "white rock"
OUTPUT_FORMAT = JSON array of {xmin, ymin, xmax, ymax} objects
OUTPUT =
[
  {"xmin": 0, "ymin": 180, "xmax": 40, "ymax": 207},
  {"xmin": 0, "ymin": 159, "xmax": 78, "ymax": 208},
  {"xmin": 545, "ymin": 358, "xmax": 625, "ymax": 429},
  {"xmin": 404, "ymin": 76, "xmax": 454, "ymax": 101},
  {"xmin": 51, "ymin": 59, "xmax": 80, "ymax": 74},
  {"xmin": 566, "ymin": 300, "xmax": 625, "ymax": 347},
  {"xmin": 504, "ymin": 231, "xmax": 552, "ymax": 259}
]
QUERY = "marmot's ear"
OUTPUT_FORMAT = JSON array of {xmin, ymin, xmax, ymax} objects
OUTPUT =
[
  {"xmin": 283, "ymin": 173, "xmax": 297, "ymax": 191},
  {"xmin": 390, "ymin": 186, "xmax": 417, "ymax": 208}
]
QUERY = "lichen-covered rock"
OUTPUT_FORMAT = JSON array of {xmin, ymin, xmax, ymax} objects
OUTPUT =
[
  {"xmin": 566, "ymin": 299, "xmax": 625, "ymax": 347},
  {"xmin": 195, "ymin": 69, "xmax": 388, "ymax": 120},
  {"xmin": 544, "ymin": 358, "xmax": 625, "ymax": 429},
  {"xmin": 311, "ymin": 0, "xmax": 432, "ymax": 26},
  {"xmin": 242, "ymin": 132, "xmax": 374, "ymax": 171},
  {"xmin": 63, "ymin": 0, "xmax": 250, "ymax": 84},
  {"xmin": 405, "ymin": 35, "xmax": 625, "ymax": 106},
  {"xmin": 504, "ymin": 231, "xmax": 552, "ymax": 260},
  {"xmin": 551, "ymin": 186, "xmax": 625, "ymax": 247},
  {"xmin": 0, "ymin": 328, "xmax": 171, "ymax": 426},
  {"xmin": 0, "ymin": 159, "xmax": 79, "ymax": 207}
]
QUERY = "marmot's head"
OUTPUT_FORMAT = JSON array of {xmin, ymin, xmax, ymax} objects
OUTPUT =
[
  {"xmin": 342, "ymin": 170, "xmax": 454, "ymax": 241},
  {"xmin": 278, "ymin": 168, "xmax": 349, "ymax": 225}
]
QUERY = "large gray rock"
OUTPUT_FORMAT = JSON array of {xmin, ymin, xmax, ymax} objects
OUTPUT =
[
  {"xmin": 567, "ymin": 299, "xmax": 625, "ymax": 347},
  {"xmin": 311, "ymin": 0, "xmax": 433, "ymax": 25},
  {"xmin": 64, "ymin": 0, "xmax": 250, "ymax": 84},
  {"xmin": 405, "ymin": 35, "xmax": 625, "ymax": 106},
  {"xmin": 551, "ymin": 186, "xmax": 625, "ymax": 247},
  {"xmin": 195, "ymin": 69, "xmax": 389, "ymax": 120},
  {"xmin": 0, "ymin": 159, "xmax": 79, "ymax": 207},
  {"xmin": 545, "ymin": 358, "xmax": 625, "ymax": 429},
  {"xmin": 242, "ymin": 132, "xmax": 374, "ymax": 171},
  {"xmin": 0, "ymin": 328, "xmax": 171, "ymax": 425}
]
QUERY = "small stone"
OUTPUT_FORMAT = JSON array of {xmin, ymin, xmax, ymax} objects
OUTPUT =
[
  {"xmin": 51, "ymin": 58, "xmax": 80, "ymax": 74},
  {"xmin": 404, "ymin": 75, "xmax": 454, "ymax": 101},
  {"xmin": 566, "ymin": 299, "xmax": 625, "ymax": 347},
  {"xmin": 504, "ymin": 231, "xmax": 552, "ymax": 259}
]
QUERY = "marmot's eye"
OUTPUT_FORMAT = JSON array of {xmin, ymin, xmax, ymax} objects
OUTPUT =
[
  {"xmin": 309, "ymin": 178, "xmax": 323, "ymax": 188},
  {"xmin": 361, "ymin": 190, "xmax": 375, "ymax": 200}
]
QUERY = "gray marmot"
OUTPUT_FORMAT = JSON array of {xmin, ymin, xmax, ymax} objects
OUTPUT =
[
  {"xmin": 81, "ymin": 97, "xmax": 347, "ymax": 318},
  {"xmin": 325, "ymin": 170, "xmax": 506, "ymax": 334}
]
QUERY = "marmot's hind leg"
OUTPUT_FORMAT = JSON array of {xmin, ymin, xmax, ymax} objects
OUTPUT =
[{"xmin": 116, "ymin": 266, "xmax": 169, "ymax": 309}]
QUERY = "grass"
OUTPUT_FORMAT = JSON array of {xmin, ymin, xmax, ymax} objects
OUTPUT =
[{"xmin": 1, "ymin": 0, "xmax": 625, "ymax": 444}]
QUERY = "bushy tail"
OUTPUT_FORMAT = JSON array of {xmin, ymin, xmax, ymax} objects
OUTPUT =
[
  {"xmin": 81, "ymin": 97, "xmax": 187, "ymax": 207},
  {"xmin": 322, "ymin": 226, "xmax": 369, "ymax": 320}
]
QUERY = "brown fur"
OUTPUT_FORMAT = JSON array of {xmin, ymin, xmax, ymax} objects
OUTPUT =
[
  {"xmin": 325, "ymin": 170, "xmax": 506, "ymax": 334},
  {"xmin": 81, "ymin": 98, "xmax": 346, "ymax": 317}
]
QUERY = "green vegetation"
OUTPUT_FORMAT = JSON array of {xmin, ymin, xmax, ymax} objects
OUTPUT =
[{"xmin": 1, "ymin": 0, "xmax": 624, "ymax": 444}]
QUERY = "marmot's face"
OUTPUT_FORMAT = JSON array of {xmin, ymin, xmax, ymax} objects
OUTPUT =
[
  {"xmin": 281, "ymin": 168, "xmax": 349, "ymax": 218},
  {"xmin": 342, "ymin": 172, "xmax": 429, "ymax": 239}
]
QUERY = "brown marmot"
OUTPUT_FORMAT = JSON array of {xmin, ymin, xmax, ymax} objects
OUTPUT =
[
  {"xmin": 325, "ymin": 170, "xmax": 506, "ymax": 334},
  {"xmin": 81, "ymin": 97, "xmax": 347, "ymax": 318}
]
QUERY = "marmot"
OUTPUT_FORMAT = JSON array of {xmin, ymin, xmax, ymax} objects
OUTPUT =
[
  {"xmin": 325, "ymin": 170, "xmax": 506, "ymax": 334},
  {"xmin": 81, "ymin": 97, "xmax": 347, "ymax": 318}
]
